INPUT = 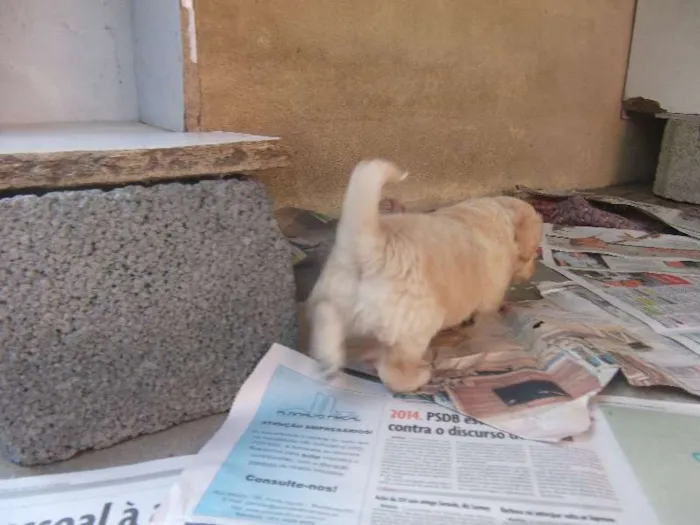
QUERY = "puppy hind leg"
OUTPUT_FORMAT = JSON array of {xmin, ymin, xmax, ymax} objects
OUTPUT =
[{"xmin": 309, "ymin": 300, "xmax": 346, "ymax": 376}]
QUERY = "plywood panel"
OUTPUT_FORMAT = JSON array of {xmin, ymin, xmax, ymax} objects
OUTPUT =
[{"xmin": 194, "ymin": 0, "xmax": 637, "ymax": 212}]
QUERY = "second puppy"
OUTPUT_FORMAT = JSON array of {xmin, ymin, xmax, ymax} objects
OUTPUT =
[{"xmin": 308, "ymin": 159, "xmax": 542, "ymax": 393}]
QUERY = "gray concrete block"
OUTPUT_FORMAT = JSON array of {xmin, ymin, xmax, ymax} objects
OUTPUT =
[
  {"xmin": 0, "ymin": 178, "xmax": 297, "ymax": 465},
  {"xmin": 654, "ymin": 119, "xmax": 700, "ymax": 204}
]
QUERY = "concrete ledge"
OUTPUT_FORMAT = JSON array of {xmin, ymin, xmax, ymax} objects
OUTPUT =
[{"xmin": 0, "ymin": 178, "xmax": 297, "ymax": 465}]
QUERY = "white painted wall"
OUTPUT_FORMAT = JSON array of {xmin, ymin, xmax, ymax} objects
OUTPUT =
[
  {"xmin": 0, "ymin": 0, "xmax": 139, "ymax": 125},
  {"xmin": 133, "ymin": 0, "xmax": 184, "ymax": 131},
  {"xmin": 0, "ymin": 122, "xmax": 272, "ymax": 154},
  {"xmin": 625, "ymin": 0, "xmax": 700, "ymax": 115}
]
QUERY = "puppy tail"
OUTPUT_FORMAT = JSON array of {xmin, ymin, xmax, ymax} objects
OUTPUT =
[
  {"xmin": 309, "ymin": 300, "xmax": 346, "ymax": 376},
  {"xmin": 336, "ymin": 159, "xmax": 408, "ymax": 258}
]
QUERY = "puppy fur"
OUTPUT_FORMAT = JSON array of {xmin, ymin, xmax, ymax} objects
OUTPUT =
[{"xmin": 307, "ymin": 159, "xmax": 543, "ymax": 393}]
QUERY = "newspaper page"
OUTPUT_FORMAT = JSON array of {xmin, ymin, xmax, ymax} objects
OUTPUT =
[
  {"xmin": 2, "ymin": 455, "xmax": 189, "ymax": 525},
  {"xmin": 518, "ymin": 186, "xmax": 700, "ymax": 239},
  {"xmin": 536, "ymin": 280, "xmax": 700, "ymax": 355},
  {"xmin": 539, "ymin": 226, "xmax": 700, "ymax": 334},
  {"xmin": 541, "ymin": 224, "xmax": 700, "ymax": 260},
  {"xmin": 670, "ymin": 331, "xmax": 700, "ymax": 355},
  {"xmin": 153, "ymin": 344, "xmax": 658, "ymax": 525},
  {"xmin": 344, "ymin": 300, "xmax": 625, "ymax": 442},
  {"xmin": 537, "ymin": 282, "xmax": 700, "ymax": 394},
  {"xmin": 547, "ymin": 248, "xmax": 700, "ymax": 275},
  {"xmin": 594, "ymin": 396, "xmax": 700, "ymax": 525},
  {"xmin": 541, "ymin": 261, "xmax": 700, "ymax": 334},
  {"xmin": 349, "ymin": 289, "xmax": 700, "ymax": 439},
  {"xmin": 419, "ymin": 302, "xmax": 625, "ymax": 441}
]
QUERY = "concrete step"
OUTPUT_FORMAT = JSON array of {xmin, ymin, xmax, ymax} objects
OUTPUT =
[
  {"xmin": 654, "ymin": 116, "xmax": 700, "ymax": 204},
  {"xmin": 0, "ymin": 176, "xmax": 297, "ymax": 465}
]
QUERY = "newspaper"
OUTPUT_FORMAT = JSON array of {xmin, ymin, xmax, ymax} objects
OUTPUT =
[
  {"xmin": 542, "ymin": 258, "xmax": 700, "ymax": 334},
  {"xmin": 4, "ymin": 362, "xmax": 698, "ymax": 525},
  {"xmin": 2, "ymin": 455, "xmax": 189, "ymax": 525},
  {"xmin": 337, "ymin": 290, "xmax": 700, "ymax": 442},
  {"xmin": 411, "ymin": 302, "xmax": 624, "ymax": 441},
  {"xmin": 538, "ymin": 283, "xmax": 700, "ymax": 394},
  {"xmin": 593, "ymin": 396, "xmax": 700, "ymax": 525},
  {"xmin": 540, "ymin": 225, "xmax": 700, "ymax": 335},
  {"xmin": 152, "ymin": 344, "xmax": 659, "ymax": 525},
  {"xmin": 546, "ymin": 248, "xmax": 700, "ymax": 275},
  {"xmin": 542, "ymin": 224, "xmax": 700, "ymax": 260},
  {"xmin": 539, "ymin": 224, "xmax": 700, "ymax": 388},
  {"xmin": 519, "ymin": 186, "xmax": 700, "ymax": 238}
]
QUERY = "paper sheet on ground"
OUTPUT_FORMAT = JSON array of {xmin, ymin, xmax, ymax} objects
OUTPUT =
[
  {"xmin": 541, "ymin": 268, "xmax": 700, "ymax": 334},
  {"xmin": 414, "ymin": 300, "xmax": 624, "ymax": 440},
  {"xmin": 537, "ymin": 282, "xmax": 700, "ymax": 394},
  {"xmin": 0, "ymin": 386, "xmax": 700, "ymax": 525},
  {"xmin": 1, "ymin": 455, "xmax": 189, "ymax": 525},
  {"xmin": 346, "ymin": 290, "xmax": 700, "ymax": 443},
  {"xmin": 151, "ymin": 344, "xmax": 659, "ymax": 525},
  {"xmin": 542, "ymin": 223, "xmax": 700, "ymax": 260},
  {"xmin": 546, "ymin": 248, "xmax": 700, "ymax": 275},
  {"xmin": 540, "ymin": 225, "xmax": 700, "ymax": 335},
  {"xmin": 519, "ymin": 186, "xmax": 700, "ymax": 239}
]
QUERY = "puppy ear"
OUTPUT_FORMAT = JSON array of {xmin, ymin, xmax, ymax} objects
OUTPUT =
[{"xmin": 499, "ymin": 197, "xmax": 543, "ymax": 262}]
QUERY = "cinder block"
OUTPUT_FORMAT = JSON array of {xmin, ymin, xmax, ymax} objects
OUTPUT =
[
  {"xmin": 0, "ymin": 178, "xmax": 297, "ymax": 465},
  {"xmin": 654, "ymin": 119, "xmax": 700, "ymax": 204}
]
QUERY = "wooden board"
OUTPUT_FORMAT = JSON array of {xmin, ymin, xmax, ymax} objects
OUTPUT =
[
  {"xmin": 0, "ymin": 122, "xmax": 290, "ymax": 192},
  {"xmin": 0, "ymin": 139, "xmax": 289, "ymax": 192}
]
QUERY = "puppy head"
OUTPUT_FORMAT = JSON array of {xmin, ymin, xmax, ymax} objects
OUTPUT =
[
  {"xmin": 512, "ymin": 254, "xmax": 537, "ymax": 283},
  {"xmin": 494, "ymin": 197, "xmax": 543, "ymax": 283}
]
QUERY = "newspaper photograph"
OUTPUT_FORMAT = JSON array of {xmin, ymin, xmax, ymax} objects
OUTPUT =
[
  {"xmin": 2, "ymin": 456, "xmax": 189, "ymax": 525},
  {"xmin": 152, "ymin": 344, "xmax": 658, "ymax": 525},
  {"xmin": 518, "ymin": 186, "xmax": 700, "ymax": 239},
  {"xmin": 542, "ymin": 224, "xmax": 700, "ymax": 260},
  {"xmin": 594, "ymin": 396, "xmax": 700, "ymax": 525}
]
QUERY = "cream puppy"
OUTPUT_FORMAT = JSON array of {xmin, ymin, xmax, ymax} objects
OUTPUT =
[{"xmin": 307, "ymin": 159, "xmax": 542, "ymax": 392}]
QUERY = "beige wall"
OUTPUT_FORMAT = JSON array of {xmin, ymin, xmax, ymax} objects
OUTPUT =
[{"xmin": 194, "ymin": 0, "xmax": 637, "ymax": 213}]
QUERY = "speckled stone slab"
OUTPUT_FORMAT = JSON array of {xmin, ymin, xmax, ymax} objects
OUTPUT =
[
  {"xmin": 654, "ymin": 119, "xmax": 700, "ymax": 204},
  {"xmin": 0, "ymin": 178, "xmax": 297, "ymax": 465}
]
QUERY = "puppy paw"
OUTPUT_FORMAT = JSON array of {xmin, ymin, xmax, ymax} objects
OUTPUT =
[
  {"xmin": 311, "ymin": 345, "xmax": 345, "ymax": 378},
  {"xmin": 318, "ymin": 360, "xmax": 342, "ymax": 379}
]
